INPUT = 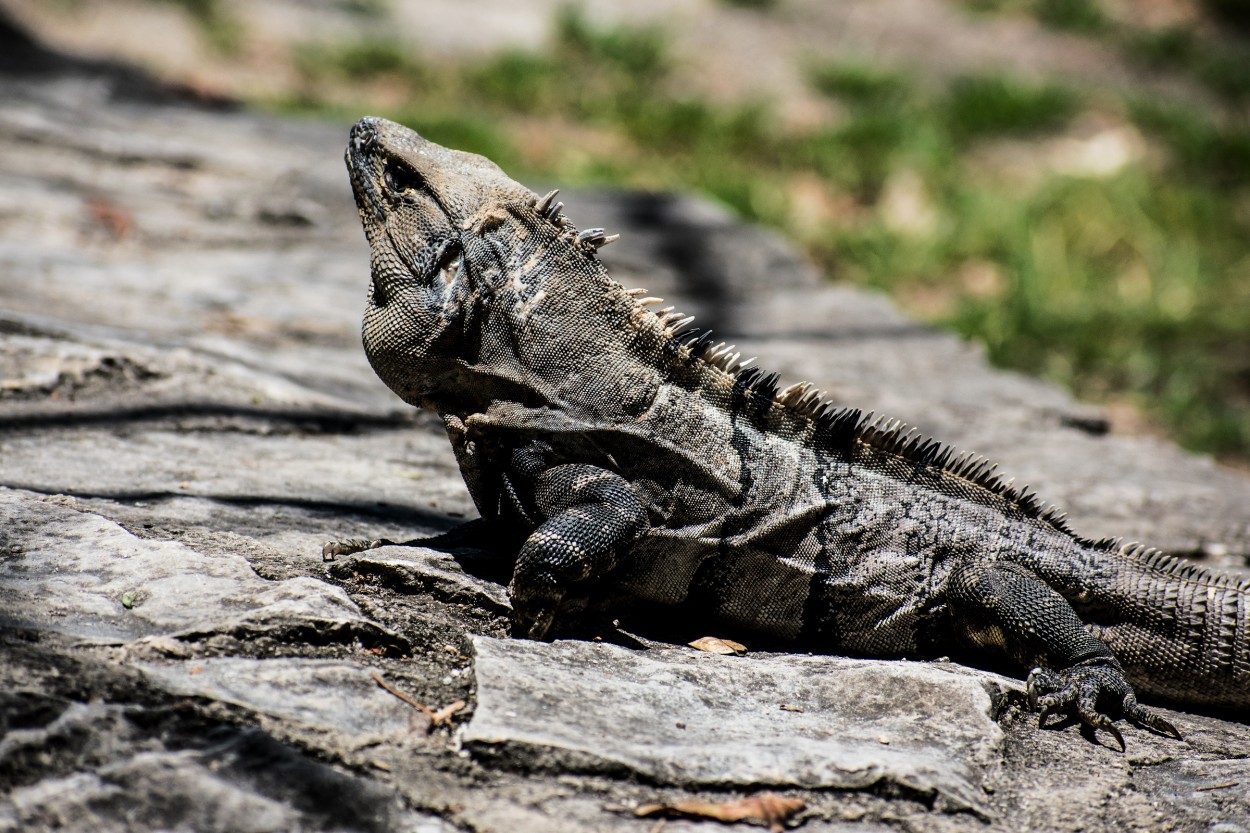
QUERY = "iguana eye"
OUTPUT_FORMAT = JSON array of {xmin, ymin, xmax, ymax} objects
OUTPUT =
[{"xmin": 383, "ymin": 160, "xmax": 425, "ymax": 196}]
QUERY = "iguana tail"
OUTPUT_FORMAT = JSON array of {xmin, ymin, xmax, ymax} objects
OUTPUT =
[{"xmin": 1072, "ymin": 540, "xmax": 1250, "ymax": 712}]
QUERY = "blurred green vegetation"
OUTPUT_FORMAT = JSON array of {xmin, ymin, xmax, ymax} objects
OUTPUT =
[
  {"xmin": 273, "ymin": 8, "xmax": 1250, "ymax": 461},
  {"xmin": 154, "ymin": 0, "xmax": 242, "ymax": 54},
  {"xmin": 961, "ymin": 0, "xmax": 1110, "ymax": 33},
  {"xmin": 717, "ymin": 0, "xmax": 781, "ymax": 9},
  {"xmin": 964, "ymin": 0, "xmax": 1250, "ymax": 106}
]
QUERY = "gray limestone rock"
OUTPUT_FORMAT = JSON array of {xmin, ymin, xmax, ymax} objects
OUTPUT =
[
  {"xmin": 0, "ymin": 489, "xmax": 401, "ymax": 650},
  {"xmin": 135, "ymin": 657, "xmax": 415, "ymax": 746},
  {"xmin": 465, "ymin": 636, "xmax": 1012, "ymax": 814},
  {"xmin": 326, "ymin": 546, "xmax": 513, "ymax": 613},
  {"xmin": 0, "ymin": 703, "xmax": 456, "ymax": 833}
]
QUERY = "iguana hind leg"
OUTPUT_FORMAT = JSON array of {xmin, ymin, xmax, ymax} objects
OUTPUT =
[
  {"xmin": 508, "ymin": 463, "xmax": 648, "ymax": 640},
  {"xmin": 949, "ymin": 560, "xmax": 1180, "ymax": 749}
]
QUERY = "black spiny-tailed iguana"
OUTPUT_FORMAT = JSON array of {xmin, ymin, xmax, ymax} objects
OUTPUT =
[{"xmin": 330, "ymin": 116, "xmax": 1249, "ymax": 748}]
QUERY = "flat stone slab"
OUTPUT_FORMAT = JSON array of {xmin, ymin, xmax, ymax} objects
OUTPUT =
[
  {"xmin": 137, "ymin": 658, "xmax": 414, "ymax": 746},
  {"xmin": 0, "ymin": 489, "xmax": 398, "ymax": 648},
  {"xmin": 0, "ymin": 703, "xmax": 456, "ymax": 833},
  {"xmin": 327, "ymin": 546, "xmax": 512, "ymax": 613},
  {"xmin": 466, "ymin": 636, "xmax": 1014, "ymax": 813}
]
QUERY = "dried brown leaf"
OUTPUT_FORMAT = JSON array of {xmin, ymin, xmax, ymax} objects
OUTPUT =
[
  {"xmin": 84, "ymin": 195, "xmax": 133, "ymax": 240},
  {"xmin": 635, "ymin": 792, "xmax": 804, "ymax": 832},
  {"xmin": 688, "ymin": 636, "xmax": 748, "ymax": 655}
]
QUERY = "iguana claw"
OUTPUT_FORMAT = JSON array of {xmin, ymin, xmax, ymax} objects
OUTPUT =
[
  {"xmin": 321, "ymin": 537, "xmax": 393, "ymax": 562},
  {"xmin": 510, "ymin": 601, "xmax": 556, "ymax": 641},
  {"xmin": 1027, "ymin": 663, "xmax": 1181, "ymax": 750}
]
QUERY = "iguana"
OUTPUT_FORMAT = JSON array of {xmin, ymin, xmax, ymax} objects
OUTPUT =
[{"xmin": 332, "ymin": 116, "xmax": 1249, "ymax": 749}]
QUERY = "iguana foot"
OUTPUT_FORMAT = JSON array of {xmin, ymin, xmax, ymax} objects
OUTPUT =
[
  {"xmin": 1027, "ymin": 661, "xmax": 1181, "ymax": 750},
  {"xmin": 321, "ymin": 537, "xmax": 395, "ymax": 562},
  {"xmin": 510, "ymin": 602, "xmax": 556, "ymax": 641}
]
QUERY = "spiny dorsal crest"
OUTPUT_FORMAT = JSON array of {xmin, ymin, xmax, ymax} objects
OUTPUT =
[
  {"xmin": 627, "ymin": 293, "xmax": 757, "ymax": 375},
  {"xmin": 532, "ymin": 189, "xmax": 620, "ymax": 252},
  {"xmin": 579, "ymin": 204, "xmax": 1081, "ymax": 539},
  {"xmin": 534, "ymin": 189, "xmax": 566, "ymax": 226},
  {"xmin": 1085, "ymin": 538, "xmax": 1250, "ymax": 590}
]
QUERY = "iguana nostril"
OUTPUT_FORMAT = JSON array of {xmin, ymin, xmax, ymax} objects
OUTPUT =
[{"xmin": 350, "ymin": 119, "xmax": 379, "ymax": 154}]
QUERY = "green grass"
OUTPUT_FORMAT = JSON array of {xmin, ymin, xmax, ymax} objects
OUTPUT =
[
  {"xmin": 808, "ymin": 62, "xmax": 912, "ymax": 108},
  {"xmin": 467, "ymin": 52, "xmax": 559, "ymax": 111},
  {"xmin": 150, "ymin": 0, "xmax": 243, "ymax": 54},
  {"xmin": 718, "ymin": 0, "xmax": 780, "ymax": 9},
  {"xmin": 272, "ymin": 9, "xmax": 1250, "ymax": 463},
  {"xmin": 963, "ymin": 0, "xmax": 1250, "ymax": 106},
  {"xmin": 940, "ymin": 76, "xmax": 1079, "ymax": 141},
  {"xmin": 1129, "ymin": 100, "xmax": 1250, "ymax": 189},
  {"xmin": 1033, "ymin": 0, "xmax": 1110, "ymax": 33},
  {"xmin": 293, "ymin": 38, "xmax": 425, "ymax": 82},
  {"xmin": 554, "ymin": 6, "xmax": 670, "ymax": 84},
  {"xmin": 339, "ymin": 0, "xmax": 392, "ymax": 18},
  {"xmin": 1124, "ymin": 26, "xmax": 1250, "ymax": 106},
  {"xmin": 1123, "ymin": 26, "xmax": 1196, "ymax": 68},
  {"xmin": 960, "ymin": 0, "xmax": 1109, "ymax": 31}
]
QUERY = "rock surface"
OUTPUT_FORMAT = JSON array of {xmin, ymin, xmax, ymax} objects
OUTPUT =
[
  {"xmin": 1, "ymin": 29, "xmax": 1249, "ymax": 833},
  {"xmin": 466, "ymin": 637, "xmax": 1012, "ymax": 814}
]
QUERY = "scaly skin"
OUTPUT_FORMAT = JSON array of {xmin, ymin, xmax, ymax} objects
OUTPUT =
[{"xmin": 333, "ymin": 116, "xmax": 1249, "ymax": 748}]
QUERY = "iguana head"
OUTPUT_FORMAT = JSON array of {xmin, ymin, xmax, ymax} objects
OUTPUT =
[
  {"xmin": 346, "ymin": 116, "xmax": 537, "ymax": 406},
  {"xmin": 346, "ymin": 117, "xmax": 661, "ymax": 421},
  {"xmin": 347, "ymin": 116, "xmax": 534, "ymax": 251}
]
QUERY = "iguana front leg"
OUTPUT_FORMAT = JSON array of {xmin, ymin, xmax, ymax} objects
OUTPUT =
[
  {"xmin": 507, "ymin": 462, "xmax": 649, "ymax": 640},
  {"xmin": 949, "ymin": 561, "xmax": 1180, "ymax": 749}
]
